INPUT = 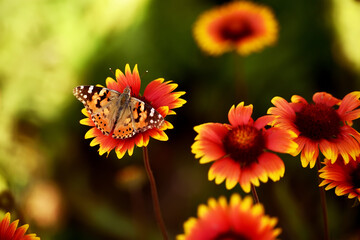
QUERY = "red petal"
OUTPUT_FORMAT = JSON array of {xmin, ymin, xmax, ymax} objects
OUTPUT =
[
  {"xmin": 257, "ymin": 152, "xmax": 285, "ymax": 181},
  {"xmin": 113, "ymin": 64, "xmax": 141, "ymax": 96},
  {"xmin": 228, "ymin": 102, "xmax": 253, "ymax": 127},
  {"xmin": 144, "ymin": 79, "xmax": 185, "ymax": 110},
  {"xmin": 254, "ymin": 115, "xmax": 273, "ymax": 129},
  {"xmin": 268, "ymin": 97, "xmax": 296, "ymax": 120},
  {"xmin": 337, "ymin": 91, "xmax": 360, "ymax": 120},
  {"xmin": 312, "ymin": 92, "xmax": 340, "ymax": 107},
  {"xmin": 265, "ymin": 128, "xmax": 297, "ymax": 154},
  {"xmin": 0, "ymin": 213, "xmax": 10, "ymax": 237}
]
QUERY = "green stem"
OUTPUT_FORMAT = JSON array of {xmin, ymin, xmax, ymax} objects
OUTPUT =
[
  {"xmin": 142, "ymin": 146, "xmax": 168, "ymax": 240},
  {"xmin": 317, "ymin": 158, "xmax": 329, "ymax": 240},
  {"xmin": 251, "ymin": 184, "xmax": 259, "ymax": 204},
  {"xmin": 233, "ymin": 53, "xmax": 248, "ymax": 102}
]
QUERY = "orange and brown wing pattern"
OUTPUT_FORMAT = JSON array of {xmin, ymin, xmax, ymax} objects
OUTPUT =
[
  {"xmin": 130, "ymin": 98, "xmax": 164, "ymax": 133},
  {"xmin": 111, "ymin": 105, "xmax": 136, "ymax": 139},
  {"xmin": 112, "ymin": 98, "xmax": 164, "ymax": 139},
  {"xmin": 73, "ymin": 85, "xmax": 120, "ymax": 135}
]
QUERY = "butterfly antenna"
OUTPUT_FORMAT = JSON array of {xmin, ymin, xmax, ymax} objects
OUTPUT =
[
  {"xmin": 142, "ymin": 69, "xmax": 149, "ymax": 76},
  {"xmin": 109, "ymin": 67, "xmax": 115, "ymax": 76}
]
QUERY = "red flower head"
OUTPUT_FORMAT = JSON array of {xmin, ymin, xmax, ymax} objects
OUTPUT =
[
  {"xmin": 268, "ymin": 92, "xmax": 360, "ymax": 168},
  {"xmin": 0, "ymin": 212, "xmax": 39, "ymax": 240},
  {"xmin": 191, "ymin": 102, "xmax": 297, "ymax": 193},
  {"xmin": 74, "ymin": 64, "xmax": 186, "ymax": 158},
  {"xmin": 193, "ymin": 1, "xmax": 278, "ymax": 56},
  {"xmin": 319, "ymin": 157, "xmax": 360, "ymax": 201},
  {"xmin": 177, "ymin": 194, "xmax": 281, "ymax": 240}
]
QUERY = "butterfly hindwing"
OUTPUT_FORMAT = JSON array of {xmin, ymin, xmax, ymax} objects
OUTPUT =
[
  {"xmin": 112, "ymin": 105, "xmax": 136, "ymax": 139},
  {"xmin": 130, "ymin": 98, "xmax": 164, "ymax": 133}
]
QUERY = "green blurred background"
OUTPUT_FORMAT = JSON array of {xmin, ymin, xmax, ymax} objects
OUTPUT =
[{"xmin": 1, "ymin": 0, "xmax": 360, "ymax": 239}]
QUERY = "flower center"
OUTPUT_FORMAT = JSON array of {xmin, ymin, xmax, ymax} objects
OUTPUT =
[
  {"xmin": 214, "ymin": 230, "xmax": 250, "ymax": 240},
  {"xmin": 294, "ymin": 103, "xmax": 341, "ymax": 140},
  {"xmin": 220, "ymin": 17, "xmax": 253, "ymax": 42},
  {"xmin": 223, "ymin": 125, "xmax": 265, "ymax": 167},
  {"xmin": 350, "ymin": 164, "xmax": 360, "ymax": 189}
]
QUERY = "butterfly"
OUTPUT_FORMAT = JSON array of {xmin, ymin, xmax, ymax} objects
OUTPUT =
[{"xmin": 73, "ymin": 85, "xmax": 164, "ymax": 139}]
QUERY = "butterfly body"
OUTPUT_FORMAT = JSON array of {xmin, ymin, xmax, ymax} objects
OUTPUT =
[{"xmin": 73, "ymin": 85, "xmax": 164, "ymax": 139}]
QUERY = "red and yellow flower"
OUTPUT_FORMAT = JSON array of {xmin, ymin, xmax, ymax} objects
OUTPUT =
[
  {"xmin": 0, "ymin": 212, "xmax": 39, "ymax": 240},
  {"xmin": 193, "ymin": 1, "xmax": 278, "ymax": 56},
  {"xmin": 80, "ymin": 64, "xmax": 186, "ymax": 158},
  {"xmin": 191, "ymin": 102, "xmax": 297, "ymax": 193},
  {"xmin": 177, "ymin": 194, "xmax": 281, "ymax": 240},
  {"xmin": 319, "ymin": 157, "xmax": 360, "ymax": 201},
  {"xmin": 268, "ymin": 92, "xmax": 360, "ymax": 168}
]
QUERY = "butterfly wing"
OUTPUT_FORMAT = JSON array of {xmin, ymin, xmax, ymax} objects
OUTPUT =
[
  {"xmin": 112, "ymin": 97, "xmax": 164, "ymax": 139},
  {"xmin": 111, "ymin": 104, "xmax": 136, "ymax": 139},
  {"xmin": 131, "ymin": 98, "xmax": 164, "ymax": 133},
  {"xmin": 73, "ymin": 85, "xmax": 121, "ymax": 135}
]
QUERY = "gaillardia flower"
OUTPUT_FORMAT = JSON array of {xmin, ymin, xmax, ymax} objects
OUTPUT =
[
  {"xmin": 177, "ymin": 194, "xmax": 281, "ymax": 240},
  {"xmin": 75, "ymin": 64, "xmax": 186, "ymax": 158},
  {"xmin": 0, "ymin": 212, "xmax": 39, "ymax": 240},
  {"xmin": 268, "ymin": 92, "xmax": 360, "ymax": 168},
  {"xmin": 191, "ymin": 102, "xmax": 297, "ymax": 192},
  {"xmin": 319, "ymin": 157, "xmax": 360, "ymax": 201},
  {"xmin": 193, "ymin": 1, "xmax": 278, "ymax": 56}
]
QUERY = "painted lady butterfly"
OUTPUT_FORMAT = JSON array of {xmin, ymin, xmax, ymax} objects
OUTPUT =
[{"xmin": 73, "ymin": 85, "xmax": 164, "ymax": 139}]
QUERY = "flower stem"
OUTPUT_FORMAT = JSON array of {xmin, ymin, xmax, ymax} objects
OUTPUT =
[
  {"xmin": 142, "ymin": 146, "xmax": 168, "ymax": 240},
  {"xmin": 233, "ymin": 53, "xmax": 248, "ymax": 101},
  {"xmin": 251, "ymin": 184, "xmax": 259, "ymax": 204},
  {"xmin": 316, "ymin": 158, "xmax": 329, "ymax": 240}
]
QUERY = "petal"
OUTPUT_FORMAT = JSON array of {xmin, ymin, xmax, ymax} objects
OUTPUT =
[
  {"xmin": 300, "ymin": 140, "xmax": 319, "ymax": 168},
  {"xmin": 0, "ymin": 213, "xmax": 10, "ymax": 236},
  {"xmin": 337, "ymin": 91, "xmax": 360, "ymax": 120},
  {"xmin": 239, "ymin": 170, "xmax": 252, "ymax": 193},
  {"xmin": 264, "ymin": 127, "xmax": 298, "ymax": 154},
  {"xmin": 6, "ymin": 220, "xmax": 18, "ymax": 239},
  {"xmin": 12, "ymin": 224, "xmax": 28, "ymax": 239},
  {"xmin": 208, "ymin": 158, "xmax": 240, "ymax": 189},
  {"xmin": 80, "ymin": 117, "xmax": 94, "ymax": 126},
  {"xmin": 105, "ymin": 77, "xmax": 119, "ymax": 91},
  {"xmin": 84, "ymin": 128, "xmax": 97, "ymax": 139},
  {"xmin": 114, "ymin": 64, "xmax": 141, "ymax": 95},
  {"xmin": 254, "ymin": 115, "xmax": 274, "ymax": 129},
  {"xmin": 81, "ymin": 108, "xmax": 90, "ymax": 117},
  {"xmin": 290, "ymin": 95, "xmax": 308, "ymax": 104},
  {"xmin": 228, "ymin": 102, "xmax": 253, "ymax": 127},
  {"xmin": 319, "ymin": 140, "xmax": 339, "ymax": 163},
  {"xmin": 192, "ymin": 123, "xmax": 229, "ymax": 163},
  {"xmin": 268, "ymin": 97, "xmax": 296, "ymax": 120},
  {"xmin": 257, "ymin": 152, "xmax": 285, "ymax": 181},
  {"xmin": 312, "ymin": 92, "xmax": 340, "ymax": 107},
  {"xmin": 149, "ymin": 129, "xmax": 169, "ymax": 141},
  {"xmin": 144, "ymin": 78, "xmax": 186, "ymax": 111},
  {"xmin": 194, "ymin": 123, "xmax": 229, "ymax": 145},
  {"xmin": 157, "ymin": 106, "xmax": 170, "ymax": 118}
]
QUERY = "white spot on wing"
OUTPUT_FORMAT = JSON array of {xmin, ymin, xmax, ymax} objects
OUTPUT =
[{"xmin": 88, "ymin": 86, "xmax": 94, "ymax": 94}]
